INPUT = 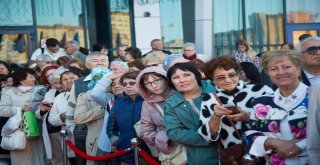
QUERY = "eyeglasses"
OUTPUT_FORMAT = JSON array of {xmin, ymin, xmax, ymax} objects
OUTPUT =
[
  {"xmin": 111, "ymin": 82, "xmax": 121, "ymax": 87},
  {"xmin": 144, "ymin": 78, "xmax": 163, "ymax": 88},
  {"xmin": 121, "ymin": 81, "xmax": 136, "ymax": 87},
  {"xmin": 302, "ymin": 46, "xmax": 320, "ymax": 55},
  {"xmin": 213, "ymin": 72, "xmax": 239, "ymax": 82}
]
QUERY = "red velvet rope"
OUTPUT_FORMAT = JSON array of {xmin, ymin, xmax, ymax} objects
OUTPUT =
[
  {"xmin": 66, "ymin": 139, "xmax": 130, "ymax": 160},
  {"xmin": 139, "ymin": 149, "xmax": 161, "ymax": 165}
]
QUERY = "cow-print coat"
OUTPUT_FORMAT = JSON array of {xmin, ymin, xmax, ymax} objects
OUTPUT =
[{"xmin": 198, "ymin": 80, "xmax": 273, "ymax": 149}]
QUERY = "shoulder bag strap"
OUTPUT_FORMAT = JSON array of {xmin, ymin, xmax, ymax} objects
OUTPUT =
[
  {"xmin": 154, "ymin": 103, "xmax": 164, "ymax": 116},
  {"xmin": 213, "ymin": 93, "xmax": 243, "ymax": 141}
]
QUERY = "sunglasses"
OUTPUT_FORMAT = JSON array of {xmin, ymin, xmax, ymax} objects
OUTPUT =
[
  {"xmin": 302, "ymin": 46, "xmax": 320, "ymax": 55},
  {"xmin": 121, "ymin": 81, "xmax": 136, "ymax": 87}
]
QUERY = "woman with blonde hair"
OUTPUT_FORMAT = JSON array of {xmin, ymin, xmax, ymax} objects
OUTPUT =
[
  {"xmin": 232, "ymin": 39, "xmax": 259, "ymax": 67},
  {"xmin": 247, "ymin": 50, "xmax": 309, "ymax": 164}
]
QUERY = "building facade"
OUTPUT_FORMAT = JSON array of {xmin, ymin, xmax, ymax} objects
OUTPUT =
[{"xmin": 0, "ymin": 0, "xmax": 319, "ymax": 65}]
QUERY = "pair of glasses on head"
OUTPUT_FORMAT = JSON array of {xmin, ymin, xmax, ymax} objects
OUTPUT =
[
  {"xmin": 213, "ymin": 72, "xmax": 239, "ymax": 82},
  {"xmin": 302, "ymin": 46, "xmax": 320, "ymax": 55},
  {"xmin": 121, "ymin": 81, "xmax": 136, "ymax": 87},
  {"xmin": 144, "ymin": 78, "xmax": 163, "ymax": 88}
]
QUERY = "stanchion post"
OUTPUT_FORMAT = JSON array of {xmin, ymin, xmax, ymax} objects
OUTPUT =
[
  {"xmin": 60, "ymin": 128, "xmax": 68, "ymax": 165},
  {"xmin": 131, "ymin": 138, "xmax": 139, "ymax": 165}
]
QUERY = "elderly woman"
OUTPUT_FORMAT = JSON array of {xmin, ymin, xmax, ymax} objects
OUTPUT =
[
  {"xmin": 110, "ymin": 61, "xmax": 128, "ymax": 75},
  {"xmin": 0, "ymin": 68, "xmax": 47, "ymax": 165},
  {"xmin": 246, "ymin": 50, "xmax": 309, "ymax": 164},
  {"xmin": 164, "ymin": 63, "xmax": 219, "ymax": 165},
  {"xmin": 48, "ymin": 69, "xmax": 82, "ymax": 165},
  {"xmin": 198, "ymin": 56, "xmax": 273, "ymax": 164},
  {"xmin": 107, "ymin": 71, "xmax": 150, "ymax": 165},
  {"xmin": 38, "ymin": 67, "xmax": 69, "ymax": 165}
]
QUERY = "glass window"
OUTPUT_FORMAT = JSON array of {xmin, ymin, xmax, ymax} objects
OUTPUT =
[
  {"xmin": 109, "ymin": 0, "xmax": 132, "ymax": 48},
  {"xmin": 0, "ymin": 33, "xmax": 30, "ymax": 64},
  {"xmin": 0, "ymin": 0, "xmax": 33, "ymax": 26},
  {"xmin": 159, "ymin": 0, "xmax": 184, "ymax": 53},
  {"xmin": 34, "ymin": 0, "xmax": 85, "ymax": 47},
  {"xmin": 292, "ymin": 30, "xmax": 318, "ymax": 46},
  {"xmin": 213, "ymin": 0, "xmax": 243, "ymax": 56},
  {"xmin": 245, "ymin": 0, "xmax": 284, "ymax": 53},
  {"xmin": 286, "ymin": 0, "xmax": 320, "ymax": 23}
]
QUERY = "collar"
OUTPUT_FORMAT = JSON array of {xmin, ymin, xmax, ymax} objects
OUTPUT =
[
  {"xmin": 183, "ymin": 53, "xmax": 197, "ymax": 61},
  {"xmin": 83, "ymin": 73, "xmax": 92, "ymax": 82},
  {"xmin": 274, "ymin": 82, "xmax": 308, "ymax": 110},
  {"xmin": 18, "ymin": 86, "xmax": 33, "ymax": 92}
]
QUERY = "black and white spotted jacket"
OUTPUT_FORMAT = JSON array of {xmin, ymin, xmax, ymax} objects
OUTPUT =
[{"xmin": 198, "ymin": 80, "xmax": 273, "ymax": 149}]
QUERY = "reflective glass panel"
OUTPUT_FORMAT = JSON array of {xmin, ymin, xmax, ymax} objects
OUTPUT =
[
  {"xmin": 110, "ymin": 0, "xmax": 132, "ymax": 49},
  {"xmin": 214, "ymin": 0, "xmax": 243, "ymax": 56},
  {"xmin": 286, "ymin": 0, "xmax": 320, "ymax": 23},
  {"xmin": 245, "ymin": 0, "xmax": 284, "ymax": 53},
  {"xmin": 160, "ymin": 0, "xmax": 183, "ymax": 53},
  {"xmin": 292, "ymin": 30, "xmax": 318, "ymax": 46},
  {"xmin": 0, "ymin": 34, "xmax": 29, "ymax": 64},
  {"xmin": 0, "ymin": 0, "xmax": 33, "ymax": 26},
  {"xmin": 35, "ymin": 0, "xmax": 85, "ymax": 47}
]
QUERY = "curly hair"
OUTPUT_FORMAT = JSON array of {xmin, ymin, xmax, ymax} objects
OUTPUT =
[{"xmin": 205, "ymin": 56, "xmax": 241, "ymax": 80}]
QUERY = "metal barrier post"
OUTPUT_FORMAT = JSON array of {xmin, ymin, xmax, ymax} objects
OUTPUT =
[
  {"xmin": 60, "ymin": 128, "xmax": 68, "ymax": 165},
  {"xmin": 131, "ymin": 138, "xmax": 139, "ymax": 165}
]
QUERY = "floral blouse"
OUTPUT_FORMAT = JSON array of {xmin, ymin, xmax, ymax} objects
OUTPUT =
[{"xmin": 246, "ymin": 82, "xmax": 309, "ymax": 165}]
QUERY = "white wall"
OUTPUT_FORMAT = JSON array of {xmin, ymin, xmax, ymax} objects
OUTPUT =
[
  {"xmin": 195, "ymin": 0, "xmax": 214, "ymax": 59},
  {"xmin": 134, "ymin": 2, "xmax": 162, "ymax": 54}
]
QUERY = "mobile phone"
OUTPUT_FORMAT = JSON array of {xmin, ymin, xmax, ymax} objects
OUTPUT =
[{"xmin": 224, "ymin": 105, "xmax": 240, "ymax": 114}]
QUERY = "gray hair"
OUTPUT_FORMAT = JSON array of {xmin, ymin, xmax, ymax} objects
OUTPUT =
[
  {"xmin": 110, "ymin": 61, "xmax": 129, "ymax": 70},
  {"xmin": 48, "ymin": 66, "xmax": 69, "ymax": 81},
  {"xmin": 36, "ymin": 54, "xmax": 53, "ymax": 62},
  {"xmin": 183, "ymin": 42, "xmax": 196, "ymax": 50},
  {"xmin": 85, "ymin": 51, "xmax": 108, "ymax": 64},
  {"xmin": 296, "ymin": 36, "xmax": 320, "ymax": 52},
  {"xmin": 65, "ymin": 40, "xmax": 80, "ymax": 51}
]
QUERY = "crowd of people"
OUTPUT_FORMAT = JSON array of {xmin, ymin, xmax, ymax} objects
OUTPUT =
[{"xmin": 0, "ymin": 35, "xmax": 319, "ymax": 165}]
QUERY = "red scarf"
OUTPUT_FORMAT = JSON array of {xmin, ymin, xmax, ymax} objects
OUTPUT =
[{"xmin": 183, "ymin": 53, "xmax": 197, "ymax": 61}]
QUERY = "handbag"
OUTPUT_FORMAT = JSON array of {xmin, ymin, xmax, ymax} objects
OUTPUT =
[
  {"xmin": 1, "ymin": 107, "xmax": 23, "ymax": 136},
  {"xmin": 213, "ymin": 93, "xmax": 259, "ymax": 165},
  {"xmin": 1, "ymin": 129, "xmax": 26, "ymax": 150},
  {"xmin": 23, "ymin": 111, "xmax": 40, "ymax": 139},
  {"xmin": 154, "ymin": 103, "xmax": 187, "ymax": 165},
  {"xmin": 1, "ymin": 109, "xmax": 26, "ymax": 150}
]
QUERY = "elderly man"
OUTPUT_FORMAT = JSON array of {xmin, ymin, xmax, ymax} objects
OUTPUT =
[
  {"xmin": 67, "ymin": 51, "xmax": 109, "ymax": 165},
  {"xmin": 182, "ymin": 42, "xmax": 210, "ymax": 62},
  {"xmin": 64, "ymin": 40, "xmax": 87, "ymax": 63},
  {"xmin": 35, "ymin": 54, "xmax": 54, "ymax": 71},
  {"xmin": 297, "ymin": 36, "xmax": 320, "ymax": 85},
  {"xmin": 142, "ymin": 39, "xmax": 172, "ymax": 65}
]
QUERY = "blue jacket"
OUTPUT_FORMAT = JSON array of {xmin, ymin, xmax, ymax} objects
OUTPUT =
[
  {"xmin": 164, "ymin": 80, "xmax": 219, "ymax": 165},
  {"xmin": 107, "ymin": 94, "xmax": 149, "ymax": 164}
]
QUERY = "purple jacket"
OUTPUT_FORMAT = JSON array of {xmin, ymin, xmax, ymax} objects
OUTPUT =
[{"xmin": 136, "ymin": 66, "xmax": 174, "ymax": 154}]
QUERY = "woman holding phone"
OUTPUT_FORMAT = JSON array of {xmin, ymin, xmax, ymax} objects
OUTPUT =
[{"xmin": 198, "ymin": 56, "xmax": 273, "ymax": 151}]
